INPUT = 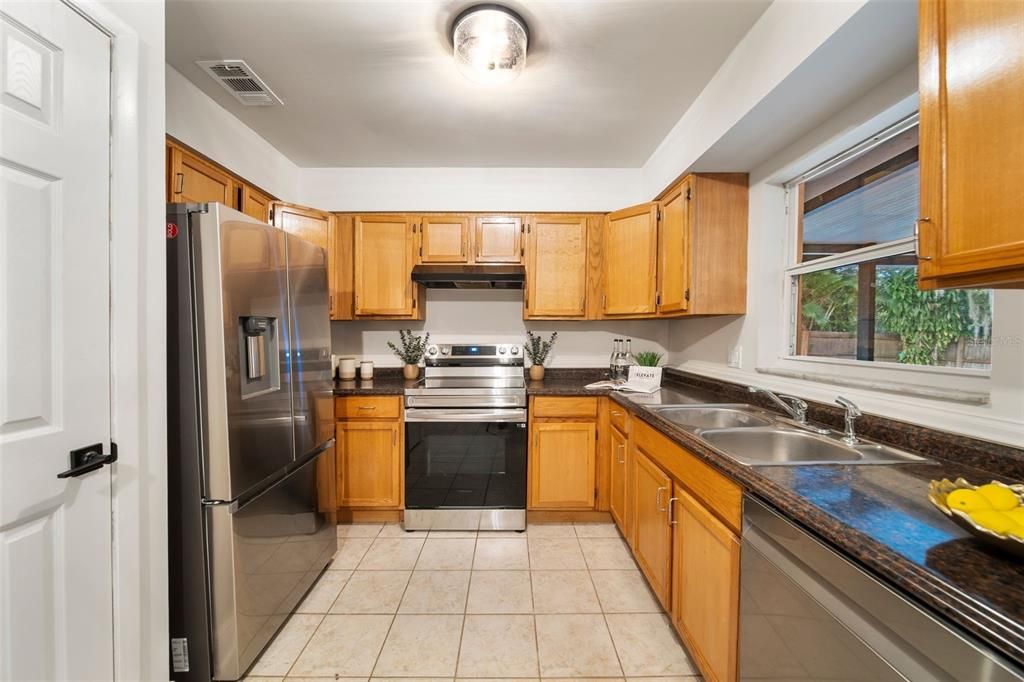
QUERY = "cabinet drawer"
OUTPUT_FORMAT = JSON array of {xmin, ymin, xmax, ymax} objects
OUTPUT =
[
  {"xmin": 609, "ymin": 404, "xmax": 630, "ymax": 433},
  {"xmin": 532, "ymin": 396, "xmax": 598, "ymax": 419},
  {"xmin": 335, "ymin": 396, "xmax": 401, "ymax": 420}
]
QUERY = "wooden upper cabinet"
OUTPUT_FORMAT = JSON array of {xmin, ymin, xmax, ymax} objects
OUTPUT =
[
  {"xmin": 673, "ymin": 488, "xmax": 739, "ymax": 682},
  {"xmin": 168, "ymin": 145, "xmax": 236, "ymax": 207},
  {"xmin": 354, "ymin": 215, "xmax": 417, "ymax": 316},
  {"xmin": 657, "ymin": 181, "xmax": 691, "ymax": 314},
  {"xmin": 475, "ymin": 215, "xmax": 523, "ymax": 263},
  {"xmin": 420, "ymin": 216, "xmax": 471, "ymax": 263},
  {"xmin": 918, "ymin": 0, "xmax": 1024, "ymax": 288},
  {"xmin": 241, "ymin": 185, "xmax": 273, "ymax": 223},
  {"xmin": 271, "ymin": 201, "xmax": 332, "ymax": 250},
  {"xmin": 525, "ymin": 215, "xmax": 588, "ymax": 318},
  {"xmin": 603, "ymin": 203, "xmax": 658, "ymax": 316},
  {"xmin": 528, "ymin": 421, "xmax": 596, "ymax": 510}
]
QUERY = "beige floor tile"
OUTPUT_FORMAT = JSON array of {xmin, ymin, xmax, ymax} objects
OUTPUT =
[
  {"xmin": 241, "ymin": 677, "xmax": 282, "ymax": 682},
  {"xmin": 473, "ymin": 538, "xmax": 529, "ymax": 570},
  {"xmin": 399, "ymin": 571, "xmax": 471, "ymax": 614},
  {"xmin": 427, "ymin": 530, "xmax": 478, "ymax": 538},
  {"xmin": 337, "ymin": 523, "xmax": 383, "ymax": 538},
  {"xmin": 580, "ymin": 538, "xmax": 638, "ymax": 570},
  {"xmin": 331, "ymin": 571, "xmax": 411, "ymax": 614},
  {"xmin": 457, "ymin": 614, "xmax": 539, "ymax": 678},
  {"xmin": 525, "ymin": 522, "xmax": 577, "ymax": 538},
  {"xmin": 415, "ymin": 538, "xmax": 477, "ymax": 570},
  {"xmin": 296, "ymin": 570, "xmax": 351, "ymax": 614},
  {"xmin": 605, "ymin": 614, "xmax": 697, "ymax": 677},
  {"xmin": 289, "ymin": 679, "xmax": 367, "ymax": 682},
  {"xmin": 372, "ymin": 679, "xmax": 453, "ymax": 682},
  {"xmin": 546, "ymin": 679, "xmax": 626, "ymax": 682},
  {"xmin": 457, "ymin": 679, "xmax": 538, "ymax": 682},
  {"xmin": 573, "ymin": 522, "xmax": 623, "ymax": 539},
  {"xmin": 466, "ymin": 570, "xmax": 532, "ymax": 614},
  {"xmin": 290, "ymin": 614, "xmax": 392, "ymax": 677},
  {"xmin": 333, "ymin": 538, "xmax": 374, "ymax": 570},
  {"xmin": 476, "ymin": 530, "xmax": 527, "ymax": 538},
  {"xmin": 590, "ymin": 570, "xmax": 662, "ymax": 613},
  {"xmin": 374, "ymin": 614, "xmax": 464, "ymax": 677},
  {"xmin": 358, "ymin": 538, "xmax": 425, "ymax": 570},
  {"xmin": 528, "ymin": 538, "xmax": 586, "ymax": 570},
  {"xmin": 378, "ymin": 523, "xmax": 428, "ymax": 538},
  {"xmin": 624, "ymin": 677, "xmax": 702, "ymax": 682},
  {"xmin": 535, "ymin": 614, "xmax": 622, "ymax": 678},
  {"xmin": 531, "ymin": 570, "xmax": 601, "ymax": 614},
  {"xmin": 248, "ymin": 613, "xmax": 321, "ymax": 676}
]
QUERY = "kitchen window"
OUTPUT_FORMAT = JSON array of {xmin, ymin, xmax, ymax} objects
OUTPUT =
[{"xmin": 785, "ymin": 116, "xmax": 994, "ymax": 372}]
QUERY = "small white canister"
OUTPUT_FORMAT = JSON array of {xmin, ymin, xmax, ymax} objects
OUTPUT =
[
  {"xmin": 338, "ymin": 357, "xmax": 357, "ymax": 380},
  {"xmin": 360, "ymin": 361, "xmax": 374, "ymax": 380}
]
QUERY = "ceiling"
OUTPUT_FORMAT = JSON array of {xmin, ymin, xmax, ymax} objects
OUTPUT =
[{"xmin": 166, "ymin": 0, "xmax": 772, "ymax": 168}]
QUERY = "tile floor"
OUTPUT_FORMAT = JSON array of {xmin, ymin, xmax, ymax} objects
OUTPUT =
[{"xmin": 245, "ymin": 522, "xmax": 701, "ymax": 682}]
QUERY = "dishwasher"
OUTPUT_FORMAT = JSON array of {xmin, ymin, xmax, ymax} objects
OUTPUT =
[{"xmin": 740, "ymin": 496, "xmax": 1024, "ymax": 681}]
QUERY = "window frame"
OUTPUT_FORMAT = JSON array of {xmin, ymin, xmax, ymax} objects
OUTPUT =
[{"xmin": 779, "ymin": 113, "xmax": 992, "ymax": 379}]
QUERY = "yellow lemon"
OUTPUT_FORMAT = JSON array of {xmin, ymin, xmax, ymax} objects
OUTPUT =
[
  {"xmin": 947, "ymin": 489, "xmax": 993, "ymax": 513},
  {"xmin": 967, "ymin": 510, "xmax": 1018, "ymax": 535},
  {"xmin": 977, "ymin": 483, "xmax": 1020, "ymax": 511},
  {"xmin": 1006, "ymin": 507, "xmax": 1024, "ymax": 524}
]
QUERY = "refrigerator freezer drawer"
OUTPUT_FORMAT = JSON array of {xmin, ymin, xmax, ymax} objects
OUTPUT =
[{"xmin": 206, "ymin": 448, "xmax": 337, "ymax": 680}]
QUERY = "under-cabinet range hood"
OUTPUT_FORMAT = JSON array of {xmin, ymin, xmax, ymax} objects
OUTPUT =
[{"xmin": 411, "ymin": 264, "xmax": 525, "ymax": 289}]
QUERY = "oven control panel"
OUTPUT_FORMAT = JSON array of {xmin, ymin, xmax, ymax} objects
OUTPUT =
[{"xmin": 425, "ymin": 343, "xmax": 523, "ymax": 365}]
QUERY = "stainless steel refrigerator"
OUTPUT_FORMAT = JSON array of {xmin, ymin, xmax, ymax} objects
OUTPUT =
[{"xmin": 167, "ymin": 203, "xmax": 337, "ymax": 681}]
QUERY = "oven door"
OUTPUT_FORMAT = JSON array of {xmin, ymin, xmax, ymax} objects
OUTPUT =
[{"xmin": 404, "ymin": 408, "xmax": 528, "ymax": 510}]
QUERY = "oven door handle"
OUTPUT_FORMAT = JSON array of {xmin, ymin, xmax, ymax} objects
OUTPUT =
[{"xmin": 404, "ymin": 408, "xmax": 528, "ymax": 423}]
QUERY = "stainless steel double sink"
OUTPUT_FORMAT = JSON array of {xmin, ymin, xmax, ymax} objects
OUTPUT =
[{"xmin": 645, "ymin": 404, "xmax": 927, "ymax": 467}]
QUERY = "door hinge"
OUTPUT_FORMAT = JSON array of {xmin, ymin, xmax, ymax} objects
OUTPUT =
[
  {"xmin": 684, "ymin": 289, "xmax": 690, "ymax": 302},
  {"xmin": 685, "ymin": 187, "xmax": 692, "ymax": 201},
  {"xmin": 655, "ymin": 292, "xmax": 661, "ymax": 307},
  {"xmin": 656, "ymin": 208, "xmax": 662, "ymax": 221},
  {"xmin": 412, "ymin": 296, "xmax": 417, "ymax": 310},
  {"xmin": 269, "ymin": 208, "xmax": 275, "ymax": 222}
]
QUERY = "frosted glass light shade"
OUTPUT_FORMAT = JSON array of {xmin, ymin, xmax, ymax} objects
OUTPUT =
[{"xmin": 452, "ymin": 5, "xmax": 528, "ymax": 84}]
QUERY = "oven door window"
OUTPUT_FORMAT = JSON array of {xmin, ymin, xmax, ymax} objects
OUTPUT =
[{"xmin": 405, "ymin": 421, "xmax": 527, "ymax": 509}]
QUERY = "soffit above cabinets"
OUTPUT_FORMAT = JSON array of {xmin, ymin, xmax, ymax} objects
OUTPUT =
[{"xmin": 165, "ymin": 0, "xmax": 771, "ymax": 168}]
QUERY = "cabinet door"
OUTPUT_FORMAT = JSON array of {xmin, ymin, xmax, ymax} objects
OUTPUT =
[
  {"xmin": 241, "ymin": 185, "xmax": 274, "ymax": 222},
  {"xmin": 603, "ymin": 203, "xmax": 657, "ymax": 315},
  {"xmin": 609, "ymin": 424, "xmax": 630, "ymax": 540},
  {"xmin": 529, "ymin": 421, "xmax": 596, "ymax": 509},
  {"xmin": 918, "ymin": 0, "xmax": 1024, "ymax": 286},
  {"xmin": 354, "ymin": 215, "xmax": 416, "ymax": 316},
  {"xmin": 168, "ymin": 146, "xmax": 236, "ymax": 207},
  {"xmin": 420, "ymin": 216, "xmax": 470, "ymax": 263},
  {"xmin": 657, "ymin": 181, "xmax": 690, "ymax": 314},
  {"xmin": 632, "ymin": 446, "xmax": 672, "ymax": 607},
  {"xmin": 336, "ymin": 421, "xmax": 402, "ymax": 508},
  {"xmin": 271, "ymin": 201, "xmax": 331, "ymax": 250},
  {"xmin": 673, "ymin": 488, "xmax": 739, "ymax": 682},
  {"xmin": 525, "ymin": 215, "xmax": 588, "ymax": 318},
  {"xmin": 475, "ymin": 215, "xmax": 522, "ymax": 263}
]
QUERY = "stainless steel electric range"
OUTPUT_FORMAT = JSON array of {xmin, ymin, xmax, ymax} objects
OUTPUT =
[{"xmin": 403, "ymin": 342, "xmax": 527, "ymax": 531}]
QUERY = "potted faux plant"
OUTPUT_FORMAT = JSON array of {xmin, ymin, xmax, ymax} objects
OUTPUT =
[
  {"xmin": 387, "ymin": 329, "xmax": 430, "ymax": 380},
  {"xmin": 525, "ymin": 331, "xmax": 558, "ymax": 381},
  {"xmin": 633, "ymin": 350, "xmax": 664, "ymax": 386}
]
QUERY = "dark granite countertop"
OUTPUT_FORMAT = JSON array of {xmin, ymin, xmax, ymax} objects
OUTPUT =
[
  {"xmin": 610, "ymin": 378, "xmax": 1024, "ymax": 670},
  {"xmin": 333, "ymin": 368, "xmax": 413, "ymax": 395}
]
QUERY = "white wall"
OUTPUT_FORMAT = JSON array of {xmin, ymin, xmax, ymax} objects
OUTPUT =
[
  {"xmin": 166, "ymin": 65, "xmax": 301, "ymax": 201},
  {"xmin": 332, "ymin": 290, "xmax": 669, "ymax": 368},
  {"xmin": 300, "ymin": 167, "xmax": 644, "ymax": 213}
]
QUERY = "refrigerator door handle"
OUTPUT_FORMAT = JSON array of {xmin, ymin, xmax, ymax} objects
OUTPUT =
[{"xmin": 201, "ymin": 498, "xmax": 238, "ymax": 513}]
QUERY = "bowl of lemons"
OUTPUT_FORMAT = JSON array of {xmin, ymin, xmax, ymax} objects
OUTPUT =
[{"xmin": 929, "ymin": 478, "xmax": 1024, "ymax": 558}]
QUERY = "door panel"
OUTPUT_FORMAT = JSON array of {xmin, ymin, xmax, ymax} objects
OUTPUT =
[
  {"xmin": 169, "ymin": 146, "xmax": 235, "ymax": 207},
  {"xmin": 658, "ymin": 182, "xmax": 690, "ymax": 314},
  {"xmin": 420, "ymin": 216, "xmax": 470, "ymax": 263},
  {"xmin": 604, "ymin": 203, "xmax": 657, "ymax": 315},
  {"xmin": 271, "ymin": 201, "xmax": 330, "ymax": 250},
  {"xmin": 609, "ymin": 425, "xmax": 629, "ymax": 537},
  {"xmin": 336, "ymin": 421, "xmax": 402, "ymax": 507},
  {"xmin": 241, "ymin": 185, "xmax": 273, "ymax": 223},
  {"xmin": 528, "ymin": 421, "xmax": 596, "ymax": 509},
  {"xmin": 632, "ymin": 447, "xmax": 672, "ymax": 607},
  {"xmin": 1, "ymin": 4, "xmax": 114, "ymax": 678},
  {"xmin": 475, "ymin": 215, "xmax": 522, "ymax": 263},
  {"xmin": 354, "ymin": 215, "xmax": 415, "ymax": 316},
  {"xmin": 525, "ymin": 215, "xmax": 588, "ymax": 317}
]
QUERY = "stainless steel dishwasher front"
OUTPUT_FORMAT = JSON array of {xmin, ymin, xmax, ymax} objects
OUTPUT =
[{"xmin": 740, "ymin": 495, "xmax": 1024, "ymax": 681}]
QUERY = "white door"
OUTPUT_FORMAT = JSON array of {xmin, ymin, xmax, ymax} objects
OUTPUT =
[{"xmin": 0, "ymin": 2, "xmax": 114, "ymax": 680}]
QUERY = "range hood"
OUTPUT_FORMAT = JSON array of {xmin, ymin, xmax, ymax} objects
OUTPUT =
[{"xmin": 411, "ymin": 264, "xmax": 525, "ymax": 289}]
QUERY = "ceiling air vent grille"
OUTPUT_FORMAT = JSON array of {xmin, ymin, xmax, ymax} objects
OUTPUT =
[{"xmin": 196, "ymin": 59, "xmax": 283, "ymax": 106}]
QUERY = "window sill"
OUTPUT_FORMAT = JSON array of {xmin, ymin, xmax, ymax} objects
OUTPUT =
[
  {"xmin": 780, "ymin": 354, "xmax": 991, "ymax": 379},
  {"xmin": 756, "ymin": 365, "xmax": 990, "ymax": 405}
]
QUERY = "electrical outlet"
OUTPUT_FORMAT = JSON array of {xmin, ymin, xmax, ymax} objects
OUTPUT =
[{"xmin": 728, "ymin": 345, "xmax": 742, "ymax": 368}]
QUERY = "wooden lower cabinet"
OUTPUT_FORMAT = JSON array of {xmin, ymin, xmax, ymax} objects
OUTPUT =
[
  {"xmin": 609, "ymin": 423, "xmax": 630, "ymax": 541},
  {"xmin": 672, "ymin": 487, "xmax": 740, "ymax": 682},
  {"xmin": 631, "ymin": 446, "xmax": 673, "ymax": 607},
  {"xmin": 528, "ymin": 420, "xmax": 597, "ymax": 510},
  {"xmin": 335, "ymin": 397, "xmax": 403, "ymax": 509}
]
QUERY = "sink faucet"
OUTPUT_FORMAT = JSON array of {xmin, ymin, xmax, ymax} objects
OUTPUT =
[
  {"xmin": 835, "ymin": 396, "xmax": 862, "ymax": 445},
  {"xmin": 748, "ymin": 386, "xmax": 809, "ymax": 423}
]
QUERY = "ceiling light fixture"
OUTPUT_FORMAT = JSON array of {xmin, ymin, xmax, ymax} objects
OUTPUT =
[{"xmin": 451, "ymin": 4, "xmax": 529, "ymax": 84}]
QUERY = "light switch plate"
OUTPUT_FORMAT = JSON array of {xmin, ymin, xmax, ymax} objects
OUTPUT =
[{"xmin": 728, "ymin": 345, "xmax": 742, "ymax": 368}]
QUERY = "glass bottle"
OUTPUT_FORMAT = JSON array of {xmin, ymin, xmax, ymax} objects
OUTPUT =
[
  {"xmin": 608, "ymin": 339, "xmax": 620, "ymax": 378},
  {"xmin": 624, "ymin": 339, "xmax": 636, "ymax": 371},
  {"xmin": 612, "ymin": 339, "xmax": 630, "ymax": 382}
]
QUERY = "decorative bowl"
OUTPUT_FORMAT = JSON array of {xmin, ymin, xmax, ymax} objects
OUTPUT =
[{"xmin": 928, "ymin": 478, "xmax": 1024, "ymax": 558}]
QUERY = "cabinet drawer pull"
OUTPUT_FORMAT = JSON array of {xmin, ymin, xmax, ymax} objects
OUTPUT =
[
  {"xmin": 611, "ymin": 411, "xmax": 623, "ymax": 417},
  {"xmin": 668, "ymin": 496, "xmax": 678, "ymax": 525},
  {"xmin": 656, "ymin": 486, "xmax": 667, "ymax": 512},
  {"xmin": 357, "ymin": 405, "xmax": 377, "ymax": 411}
]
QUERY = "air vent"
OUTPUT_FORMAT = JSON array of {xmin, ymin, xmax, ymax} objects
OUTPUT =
[{"xmin": 196, "ymin": 60, "xmax": 283, "ymax": 106}]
